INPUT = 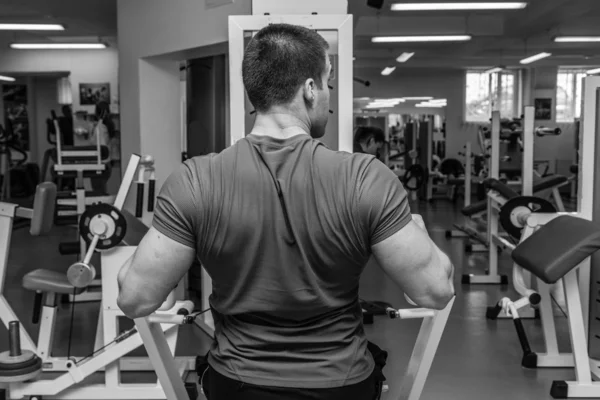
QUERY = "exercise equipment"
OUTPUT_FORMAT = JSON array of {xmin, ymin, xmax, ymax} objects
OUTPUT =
[
  {"xmin": 0, "ymin": 321, "xmax": 42, "ymax": 383},
  {"xmin": 0, "ymin": 122, "xmax": 37, "ymax": 201},
  {"xmin": 134, "ymin": 155, "xmax": 156, "ymax": 217},
  {"xmin": 0, "ymin": 155, "xmax": 198, "ymax": 399},
  {"xmin": 402, "ymin": 164, "xmax": 428, "ymax": 191},
  {"xmin": 498, "ymin": 196, "xmax": 556, "ymax": 240}
]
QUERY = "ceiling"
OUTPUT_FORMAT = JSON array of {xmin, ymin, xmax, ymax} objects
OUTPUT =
[
  {"xmin": 349, "ymin": 0, "xmax": 600, "ymax": 72},
  {"xmin": 0, "ymin": 0, "xmax": 116, "ymax": 47},
  {"xmin": 0, "ymin": 0, "xmax": 598, "ymax": 72}
]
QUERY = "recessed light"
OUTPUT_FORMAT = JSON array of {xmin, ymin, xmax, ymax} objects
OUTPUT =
[
  {"xmin": 10, "ymin": 43, "xmax": 107, "ymax": 50},
  {"xmin": 381, "ymin": 66, "xmax": 397, "ymax": 76},
  {"xmin": 373, "ymin": 35, "xmax": 471, "ymax": 43},
  {"xmin": 520, "ymin": 52, "xmax": 551, "ymax": 64},
  {"xmin": 0, "ymin": 75, "xmax": 16, "ymax": 82},
  {"xmin": 0, "ymin": 23, "xmax": 64, "ymax": 31},
  {"xmin": 396, "ymin": 52, "xmax": 415, "ymax": 63},
  {"xmin": 391, "ymin": 2, "xmax": 527, "ymax": 11},
  {"xmin": 554, "ymin": 36, "xmax": 600, "ymax": 43}
]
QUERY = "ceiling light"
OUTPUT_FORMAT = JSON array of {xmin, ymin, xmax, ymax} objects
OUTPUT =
[
  {"xmin": 554, "ymin": 36, "xmax": 600, "ymax": 43},
  {"xmin": 0, "ymin": 75, "xmax": 15, "ymax": 82},
  {"xmin": 381, "ymin": 66, "xmax": 397, "ymax": 76},
  {"xmin": 374, "ymin": 98, "xmax": 405, "ymax": 102},
  {"xmin": 587, "ymin": 67, "xmax": 600, "ymax": 75},
  {"xmin": 396, "ymin": 52, "xmax": 415, "ymax": 63},
  {"xmin": 391, "ymin": 2, "xmax": 527, "ymax": 11},
  {"xmin": 0, "ymin": 23, "xmax": 64, "ymax": 31},
  {"xmin": 402, "ymin": 97, "xmax": 433, "ymax": 101},
  {"xmin": 373, "ymin": 35, "xmax": 471, "ymax": 43},
  {"xmin": 519, "ymin": 52, "xmax": 551, "ymax": 64},
  {"xmin": 366, "ymin": 104, "xmax": 394, "ymax": 108},
  {"xmin": 485, "ymin": 66, "xmax": 504, "ymax": 74},
  {"xmin": 10, "ymin": 43, "xmax": 107, "ymax": 50},
  {"xmin": 416, "ymin": 103, "xmax": 445, "ymax": 108}
]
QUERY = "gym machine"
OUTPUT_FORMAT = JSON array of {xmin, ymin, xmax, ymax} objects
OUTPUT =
[
  {"xmin": 0, "ymin": 155, "xmax": 197, "ymax": 399},
  {"xmin": 483, "ymin": 76, "xmax": 600, "ymax": 398}
]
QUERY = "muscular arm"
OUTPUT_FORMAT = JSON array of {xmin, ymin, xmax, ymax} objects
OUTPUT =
[
  {"xmin": 372, "ymin": 217, "xmax": 454, "ymax": 310},
  {"xmin": 117, "ymin": 227, "xmax": 195, "ymax": 319}
]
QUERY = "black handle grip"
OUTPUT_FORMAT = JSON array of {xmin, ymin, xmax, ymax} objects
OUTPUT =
[
  {"xmin": 32, "ymin": 291, "xmax": 43, "ymax": 324},
  {"xmin": 59, "ymin": 241, "xmax": 81, "ymax": 255},
  {"xmin": 147, "ymin": 179, "xmax": 155, "ymax": 212},
  {"xmin": 8, "ymin": 321, "xmax": 21, "ymax": 357},
  {"xmin": 486, "ymin": 303, "xmax": 503, "ymax": 320},
  {"xmin": 136, "ymin": 182, "xmax": 144, "ymax": 218},
  {"xmin": 513, "ymin": 318, "xmax": 532, "ymax": 354}
]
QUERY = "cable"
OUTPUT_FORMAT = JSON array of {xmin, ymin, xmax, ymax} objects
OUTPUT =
[
  {"xmin": 76, "ymin": 327, "xmax": 138, "ymax": 365},
  {"xmin": 67, "ymin": 287, "xmax": 77, "ymax": 359},
  {"xmin": 550, "ymin": 295, "xmax": 568, "ymax": 319}
]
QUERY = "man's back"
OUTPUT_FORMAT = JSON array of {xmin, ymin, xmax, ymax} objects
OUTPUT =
[{"xmin": 153, "ymin": 133, "xmax": 412, "ymax": 388}]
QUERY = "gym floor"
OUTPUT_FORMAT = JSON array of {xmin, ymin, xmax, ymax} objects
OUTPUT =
[{"xmin": 1, "ymin": 200, "xmax": 575, "ymax": 400}]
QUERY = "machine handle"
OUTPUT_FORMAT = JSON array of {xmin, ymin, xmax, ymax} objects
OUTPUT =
[
  {"xmin": 513, "ymin": 318, "xmax": 532, "ymax": 355},
  {"xmin": 147, "ymin": 178, "xmax": 155, "ymax": 212},
  {"xmin": 135, "ymin": 182, "xmax": 144, "ymax": 218},
  {"xmin": 32, "ymin": 291, "xmax": 43, "ymax": 324}
]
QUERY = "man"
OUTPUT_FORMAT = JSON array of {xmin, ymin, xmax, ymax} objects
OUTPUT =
[
  {"xmin": 353, "ymin": 126, "xmax": 386, "ymax": 158},
  {"xmin": 117, "ymin": 23, "xmax": 454, "ymax": 400}
]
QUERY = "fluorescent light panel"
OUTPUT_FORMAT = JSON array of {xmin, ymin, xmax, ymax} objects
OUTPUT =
[
  {"xmin": 11, "ymin": 43, "xmax": 106, "ymax": 50},
  {"xmin": 373, "ymin": 35, "xmax": 471, "ymax": 43},
  {"xmin": 391, "ymin": 2, "xmax": 527, "ymax": 11},
  {"xmin": 402, "ymin": 96, "xmax": 433, "ymax": 101},
  {"xmin": 587, "ymin": 67, "xmax": 600, "ymax": 75},
  {"xmin": 520, "ymin": 52, "xmax": 551, "ymax": 64},
  {"xmin": 381, "ymin": 66, "xmax": 397, "ymax": 76},
  {"xmin": 486, "ymin": 66, "xmax": 504, "ymax": 74},
  {"xmin": 555, "ymin": 36, "xmax": 600, "ymax": 43},
  {"xmin": 0, "ymin": 75, "xmax": 15, "ymax": 82},
  {"xmin": 396, "ymin": 52, "xmax": 415, "ymax": 63},
  {"xmin": 0, "ymin": 23, "xmax": 64, "ymax": 31}
]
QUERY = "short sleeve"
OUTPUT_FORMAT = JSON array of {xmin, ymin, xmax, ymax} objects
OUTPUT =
[
  {"xmin": 356, "ymin": 158, "xmax": 412, "ymax": 245},
  {"xmin": 152, "ymin": 161, "xmax": 198, "ymax": 248}
]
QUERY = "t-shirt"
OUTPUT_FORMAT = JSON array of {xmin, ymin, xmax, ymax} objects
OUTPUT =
[{"xmin": 152, "ymin": 133, "xmax": 411, "ymax": 389}]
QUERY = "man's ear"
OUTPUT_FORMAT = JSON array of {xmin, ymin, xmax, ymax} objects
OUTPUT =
[{"xmin": 303, "ymin": 78, "xmax": 316, "ymax": 104}]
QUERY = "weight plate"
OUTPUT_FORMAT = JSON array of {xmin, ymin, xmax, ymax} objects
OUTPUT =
[
  {"xmin": 499, "ymin": 196, "xmax": 556, "ymax": 240},
  {"xmin": 79, "ymin": 203, "xmax": 127, "ymax": 250},
  {"xmin": 0, "ymin": 357, "xmax": 41, "ymax": 382},
  {"xmin": 402, "ymin": 164, "xmax": 428, "ymax": 191},
  {"xmin": 0, "ymin": 350, "xmax": 37, "ymax": 366}
]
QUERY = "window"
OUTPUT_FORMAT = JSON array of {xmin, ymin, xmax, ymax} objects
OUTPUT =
[
  {"xmin": 465, "ymin": 70, "xmax": 517, "ymax": 122},
  {"xmin": 556, "ymin": 69, "xmax": 587, "ymax": 122}
]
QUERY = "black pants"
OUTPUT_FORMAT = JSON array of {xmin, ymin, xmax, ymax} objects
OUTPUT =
[{"xmin": 202, "ymin": 366, "xmax": 379, "ymax": 400}]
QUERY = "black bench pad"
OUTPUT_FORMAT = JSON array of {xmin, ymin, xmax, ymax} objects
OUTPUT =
[
  {"xmin": 532, "ymin": 175, "xmax": 568, "ymax": 192},
  {"xmin": 462, "ymin": 201, "xmax": 487, "ymax": 217},
  {"xmin": 483, "ymin": 178, "xmax": 520, "ymax": 199},
  {"xmin": 512, "ymin": 216, "xmax": 600, "ymax": 284}
]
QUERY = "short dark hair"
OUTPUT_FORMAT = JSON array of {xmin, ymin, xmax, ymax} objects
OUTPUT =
[
  {"xmin": 242, "ymin": 23, "xmax": 330, "ymax": 112},
  {"xmin": 354, "ymin": 126, "xmax": 386, "ymax": 144}
]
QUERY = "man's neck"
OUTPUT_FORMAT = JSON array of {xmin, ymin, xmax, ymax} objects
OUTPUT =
[{"xmin": 251, "ymin": 110, "xmax": 310, "ymax": 140}]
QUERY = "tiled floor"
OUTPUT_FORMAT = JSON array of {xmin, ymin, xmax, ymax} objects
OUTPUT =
[{"xmin": 0, "ymin": 198, "xmax": 578, "ymax": 399}]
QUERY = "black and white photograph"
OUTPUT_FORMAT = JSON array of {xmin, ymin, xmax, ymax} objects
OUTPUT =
[{"xmin": 79, "ymin": 82, "xmax": 111, "ymax": 105}]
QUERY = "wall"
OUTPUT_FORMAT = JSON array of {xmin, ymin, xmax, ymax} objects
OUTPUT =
[
  {"xmin": 354, "ymin": 69, "xmax": 465, "ymax": 157},
  {"xmin": 33, "ymin": 77, "xmax": 58, "ymax": 167},
  {"xmin": 0, "ymin": 46, "xmax": 119, "ymax": 115},
  {"xmin": 118, "ymin": 0, "xmax": 253, "ymax": 202}
]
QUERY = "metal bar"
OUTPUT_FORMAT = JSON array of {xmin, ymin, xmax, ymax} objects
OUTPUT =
[
  {"xmin": 465, "ymin": 142, "xmax": 471, "ymax": 207},
  {"xmin": 0, "ymin": 204, "xmax": 17, "ymax": 291},
  {"xmin": 389, "ymin": 297, "xmax": 454, "ymax": 400},
  {"xmin": 135, "ymin": 319, "xmax": 189, "ymax": 400},
  {"xmin": 113, "ymin": 154, "xmax": 142, "ymax": 211},
  {"xmin": 54, "ymin": 164, "xmax": 106, "ymax": 172},
  {"xmin": 522, "ymin": 106, "xmax": 535, "ymax": 196},
  {"xmin": 563, "ymin": 270, "xmax": 592, "ymax": 383}
]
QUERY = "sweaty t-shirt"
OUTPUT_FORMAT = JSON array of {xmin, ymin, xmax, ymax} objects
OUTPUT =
[{"xmin": 152, "ymin": 133, "xmax": 411, "ymax": 389}]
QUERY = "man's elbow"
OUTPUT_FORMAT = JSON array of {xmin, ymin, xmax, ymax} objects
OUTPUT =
[{"xmin": 117, "ymin": 294, "xmax": 158, "ymax": 319}]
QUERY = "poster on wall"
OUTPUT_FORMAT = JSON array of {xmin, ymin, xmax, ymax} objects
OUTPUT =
[
  {"xmin": 79, "ymin": 83, "xmax": 111, "ymax": 105},
  {"xmin": 2, "ymin": 84, "xmax": 30, "ymax": 151},
  {"xmin": 534, "ymin": 98, "xmax": 552, "ymax": 120}
]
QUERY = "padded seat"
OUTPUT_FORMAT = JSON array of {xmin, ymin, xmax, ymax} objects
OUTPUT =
[
  {"xmin": 22, "ymin": 269, "xmax": 84, "ymax": 295},
  {"xmin": 532, "ymin": 175, "xmax": 568, "ymax": 192},
  {"xmin": 512, "ymin": 216, "xmax": 600, "ymax": 284},
  {"xmin": 462, "ymin": 200, "xmax": 487, "ymax": 217},
  {"xmin": 483, "ymin": 178, "xmax": 520, "ymax": 199}
]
